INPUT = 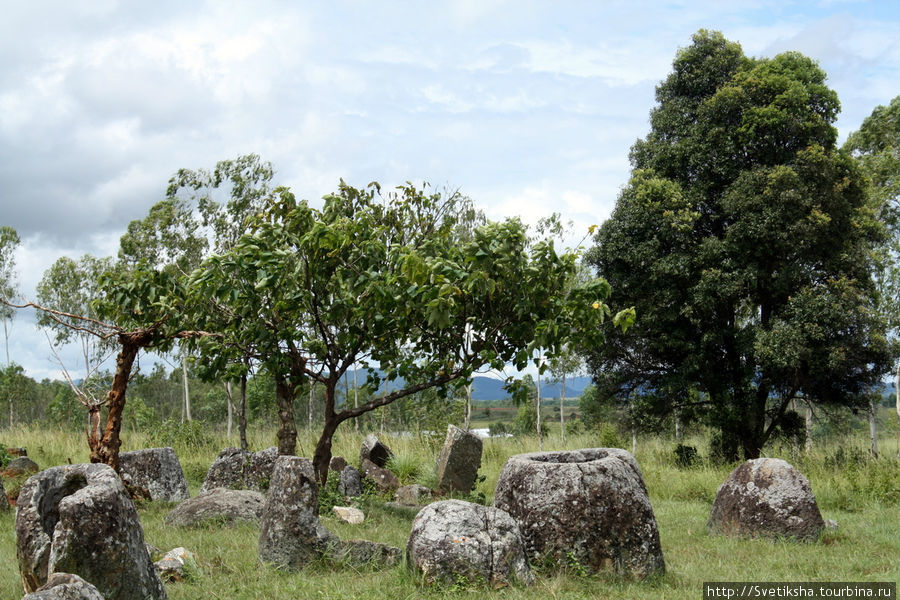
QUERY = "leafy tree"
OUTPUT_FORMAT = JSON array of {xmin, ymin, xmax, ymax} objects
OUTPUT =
[
  {"xmin": 191, "ymin": 180, "xmax": 630, "ymax": 483},
  {"xmin": 844, "ymin": 95, "xmax": 900, "ymax": 454},
  {"xmin": 586, "ymin": 30, "xmax": 892, "ymax": 461},
  {"xmin": 0, "ymin": 226, "xmax": 21, "ymax": 365},
  {"xmin": 36, "ymin": 255, "xmax": 116, "ymax": 383},
  {"xmin": 168, "ymin": 154, "xmax": 279, "ymax": 446}
]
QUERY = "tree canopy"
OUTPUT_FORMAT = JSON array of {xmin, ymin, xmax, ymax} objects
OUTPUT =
[
  {"xmin": 586, "ymin": 30, "xmax": 892, "ymax": 460},
  {"xmin": 190, "ymin": 179, "xmax": 630, "ymax": 482}
]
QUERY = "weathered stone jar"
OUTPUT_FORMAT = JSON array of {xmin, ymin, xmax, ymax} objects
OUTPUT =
[{"xmin": 493, "ymin": 448, "xmax": 665, "ymax": 578}]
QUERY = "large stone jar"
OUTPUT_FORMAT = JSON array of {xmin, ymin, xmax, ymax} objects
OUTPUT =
[{"xmin": 493, "ymin": 448, "xmax": 665, "ymax": 578}]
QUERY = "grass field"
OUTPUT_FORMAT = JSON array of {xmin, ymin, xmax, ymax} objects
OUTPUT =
[{"xmin": 1, "ymin": 424, "xmax": 898, "ymax": 599}]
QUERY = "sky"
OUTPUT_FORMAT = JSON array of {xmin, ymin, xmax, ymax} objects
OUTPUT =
[{"xmin": 1, "ymin": 0, "xmax": 899, "ymax": 381}]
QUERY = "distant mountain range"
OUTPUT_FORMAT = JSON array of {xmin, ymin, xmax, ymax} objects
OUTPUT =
[
  {"xmin": 470, "ymin": 375, "xmax": 592, "ymax": 401},
  {"xmin": 344, "ymin": 370, "xmax": 592, "ymax": 401}
]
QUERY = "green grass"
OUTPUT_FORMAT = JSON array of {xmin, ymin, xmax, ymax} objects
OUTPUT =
[{"xmin": 1, "ymin": 425, "xmax": 898, "ymax": 599}]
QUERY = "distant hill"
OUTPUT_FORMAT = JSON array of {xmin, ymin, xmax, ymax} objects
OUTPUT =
[
  {"xmin": 342, "ymin": 370, "xmax": 592, "ymax": 401},
  {"xmin": 471, "ymin": 375, "xmax": 592, "ymax": 401}
]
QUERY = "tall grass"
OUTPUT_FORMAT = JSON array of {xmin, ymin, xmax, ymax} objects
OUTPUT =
[{"xmin": 1, "ymin": 424, "xmax": 897, "ymax": 599}]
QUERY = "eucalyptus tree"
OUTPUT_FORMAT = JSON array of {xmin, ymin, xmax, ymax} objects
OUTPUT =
[
  {"xmin": 191, "ymin": 180, "xmax": 631, "ymax": 483},
  {"xmin": 844, "ymin": 95, "xmax": 900, "ymax": 455},
  {"xmin": 0, "ymin": 226, "xmax": 20, "ymax": 365},
  {"xmin": 36, "ymin": 255, "xmax": 116, "ymax": 387},
  {"xmin": 167, "ymin": 154, "xmax": 277, "ymax": 443},
  {"xmin": 587, "ymin": 30, "xmax": 891, "ymax": 460}
]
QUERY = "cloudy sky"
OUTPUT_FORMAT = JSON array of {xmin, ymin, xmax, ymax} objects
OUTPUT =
[{"xmin": 2, "ymin": 0, "xmax": 899, "ymax": 380}]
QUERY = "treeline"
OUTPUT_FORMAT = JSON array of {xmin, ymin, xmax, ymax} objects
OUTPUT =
[{"xmin": 0, "ymin": 362, "xmax": 464, "ymax": 439}]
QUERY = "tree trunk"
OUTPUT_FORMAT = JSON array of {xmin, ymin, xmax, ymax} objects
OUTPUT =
[
  {"xmin": 869, "ymin": 398, "xmax": 879, "ymax": 460},
  {"xmin": 536, "ymin": 368, "xmax": 543, "ymax": 451},
  {"xmin": 464, "ymin": 382, "xmax": 472, "ymax": 430},
  {"xmin": 225, "ymin": 380, "xmax": 233, "ymax": 438},
  {"xmin": 313, "ymin": 410, "xmax": 340, "ymax": 486},
  {"xmin": 674, "ymin": 406, "xmax": 682, "ymax": 443},
  {"xmin": 273, "ymin": 373, "xmax": 297, "ymax": 456},
  {"xmin": 791, "ymin": 399, "xmax": 800, "ymax": 458},
  {"xmin": 804, "ymin": 403, "xmax": 813, "ymax": 453},
  {"xmin": 2, "ymin": 318, "xmax": 9, "ymax": 366},
  {"xmin": 353, "ymin": 367, "xmax": 359, "ymax": 433},
  {"xmin": 181, "ymin": 346, "xmax": 191, "ymax": 422},
  {"xmin": 91, "ymin": 336, "xmax": 144, "ymax": 472},
  {"xmin": 308, "ymin": 383, "xmax": 314, "ymax": 430},
  {"xmin": 239, "ymin": 373, "xmax": 248, "ymax": 451},
  {"xmin": 895, "ymin": 359, "xmax": 900, "ymax": 458},
  {"xmin": 312, "ymin": 382, "xmax": 340, "ymax": 485},
  {"xmin": 560, "ymin": 373, "xmax": 566, "ymax": 443}
]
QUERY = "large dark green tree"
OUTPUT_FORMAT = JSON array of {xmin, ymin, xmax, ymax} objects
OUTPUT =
[
  {"xmin": 191, "ymin": 180, "xmax": 629, "ymax": 483},
  {"xmin": 586, "ymin": 30, "xmax": 891, "ymax": 460}
]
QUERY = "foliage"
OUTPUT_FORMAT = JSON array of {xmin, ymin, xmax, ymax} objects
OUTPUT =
[
  {"xmin": 147, "ymin": 418, "xmax": 214, "ymax": 452},
  {"xmin": 0, "ymin": 226, "xmax": 20, "ymax": 361},
  {"xmin": 586, "ymin": 30, "xmax": 892, "ymax": 461},
  {"xmin": 189, "ymin": 178, "xmax": 629, "ymax": 482},
  {"xmin": 513, "ymin": 396, "xmax": 537, "ymax": 434}
]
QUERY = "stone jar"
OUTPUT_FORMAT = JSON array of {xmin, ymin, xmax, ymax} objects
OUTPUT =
[{"xmin": 493, "ymin": 447, "xmax": 665, "ymax": 578}]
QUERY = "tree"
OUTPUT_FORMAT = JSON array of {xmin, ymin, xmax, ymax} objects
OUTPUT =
[
  {"xmin": 586, "ymin": 30, "xmax": 892, "ymax": 461},
  {"xmin": 844, "ymin": 95, "xmax": 900, "ymax": 456},
  {"xmin": 0, "ymin": 226, "xmax": 21, "ymax": 365},
  {"xmin": 36, "ymin": 255, "xmax": 116, "ymax": 384},
  {"xmin": 168, "ymin": 154, "xmax": 278, "ymax": 445},
  {"xmin": 191, "ymin": 180, "xmax": 630, "ymax": 483},
  {"xmin": 548, "ymin": 345, "xmax": 583, "ymax": 443}
]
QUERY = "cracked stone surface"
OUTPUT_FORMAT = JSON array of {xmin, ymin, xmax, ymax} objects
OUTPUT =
[
  {"xmin": 22, "ymin": 572, "xmax": 105, "ymax": 600},
  {"xmin": 118, "ymin": 447, "xmax": 189, "ymax": 502},
  {"xmin": 435, "ymin": 425, "xmax": 482, "ymax": 494},
  {"xmin": 406, "ymin": 499, "xmax": 533, "ymax": 587},
  {"xmin": 15, "ymin": 463, "xmax": 166, "ymax": 600},
  {"xmin": 493, "ymin": 448, "xmax": 665, "ymax": 578},
  {"xmin": 708, "ymin": 458, "xmax": 825, "ymax": 541},
  {"xmin": 200, "ymin": 447, "xmax": 278, "ymax": 494}
]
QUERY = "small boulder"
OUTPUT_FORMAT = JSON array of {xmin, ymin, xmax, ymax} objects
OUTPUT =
[
  {"xmin": 332, "ymin": 540, "xmax": 401, "ymax": 569},
  {"xmin": 359, "ymin": 434, "xmax": 393, "ymax": 468},
  {"xmin": 118, "ymin": 447, "xmax": 189, "ymax": 503},
  {"xmin": 329, "ymin": 456, "xmax": 347, "ymax": 472},
  {"xmin": 165, "ymin": 487, "xmax": 266, "ymax": 527},
  {"xmin": 708, "ymin": 458, "xmax": 825, "ymax": 542},
  {"xmin": 6, "ymin": 447, "xmax": 28, "ymax": 457},
  {"xmin": 22, "ymin": 572, "xmax": 105, "ymax": 600},
  {"xmin": 395, "ymin": 484, "xmax": 432, "ymax": 506},
  {"xmin": 258, "ymin": 456, "xmax": 337, "ymax": 570},
  {"xmin": 4, "ymin": 456, "xmax": 40, "ymax": 478},
  {"xmin": 338, "ymin": 466, "xmax": 363, "ymax": 498},
  {"xmin": 15, "ymin": 463, "xmax": 166, "ymax": 600},
  {"xmin": 200, "ymin": 446, "xmax": 278, "ymax": 494},
  {"xmin": 154, "ymin": 547, "xmax": 197, "ymax": 582},
  {"xmin": 332, "ymin": 506, "xmax": 365, "ymax": 525},
  {"xmin": 361, "ymin": 459, "xmax": 400, "ymax": 494},
  {"xmin": 494, "ymin": 448, "xmax": 665, "ymax": 578},
  {"xmin": 435, "ymin": 425, "xmax": 482, "ymax": 493},
  {"xmin": 406, "ymin": 499, "xmax": 533, "ymax": 587}
]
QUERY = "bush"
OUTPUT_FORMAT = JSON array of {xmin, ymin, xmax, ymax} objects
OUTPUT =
[{"xmin": 674, "ymin": 444, "xmax": 698, "ymax": 468}]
